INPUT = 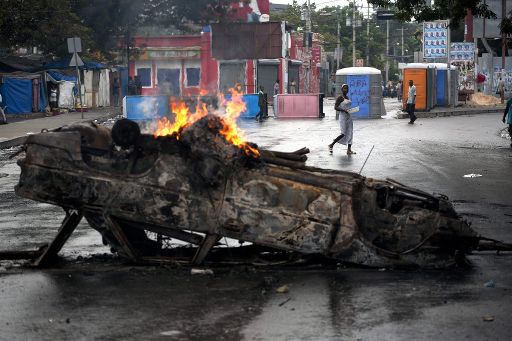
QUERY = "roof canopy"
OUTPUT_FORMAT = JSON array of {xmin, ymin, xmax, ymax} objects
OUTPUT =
[{"xmin": 336, "ymin": 67, "xmax": 382, "ymax": 75}]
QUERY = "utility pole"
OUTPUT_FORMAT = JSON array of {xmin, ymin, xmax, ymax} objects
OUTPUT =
[
  {"xmin": 352, "ymin": 0, "xmax": 356, "ymax": 66},
  {"xmin": 366, "ymin": 5, "xmax": 370, "ymax": 66},
  {"xmin": 337, "ymin": 16, "xmax": 341, "ymax": 70},
  {"xmin": 385, "ymin": 19, "xmax": 389, "ymax": 82},
  {"xmin": 305, "ymin": 0, "xmax": 311, "ymax": 93},
  {"xmin": 401, "ymin": 26, "xmax": 404, "ymax": 59},
  {"xmin": 447, "ymin": 20, "xmax": 452, "ymax": 107},
  {"xmin": 502, "ymin": 0, "xmax": 506, "ymax": 69}
]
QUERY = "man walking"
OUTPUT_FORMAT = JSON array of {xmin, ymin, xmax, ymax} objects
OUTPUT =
[
  {"xmin": 406, "ymin": 79, "xmax": 417, "ymax": 124},
  {"xmin": 0, "ymin": 93, "xmax": 7, "ymax": 124},
  {"xmin": 503, "ymin": 95, "xmax": 512, "ymax": 148},
  {"xmin": 255, "ymin": 85, "xmax": 266, "ymax": 122}
]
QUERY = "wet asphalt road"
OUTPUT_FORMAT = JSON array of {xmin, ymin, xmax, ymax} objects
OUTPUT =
[{"xmin": 0, "ymin": 98, "xmax": 511, "ymax": 340}]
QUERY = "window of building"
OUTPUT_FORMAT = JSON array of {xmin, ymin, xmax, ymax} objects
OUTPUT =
[
  {"xmin": 186, "ymin": 68, "xmax": 200, "ymax": 87},
  {"xmin": 136, "ymin": 68, "xmax": 152, "ymax": 87}
]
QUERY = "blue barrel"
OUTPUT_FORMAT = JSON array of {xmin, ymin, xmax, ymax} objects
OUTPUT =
[
  {"xmin": 124, "ymin": 95, "xmax": 169, "ymax": 121},
  {"xmin": 224, "ymin": 93, "xmax": 260, "ymax": 118}
]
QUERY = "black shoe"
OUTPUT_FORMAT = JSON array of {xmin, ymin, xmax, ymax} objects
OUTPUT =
[{"xmin": 408, "ymin": 121, "xmax": 414, "ymax": 124}]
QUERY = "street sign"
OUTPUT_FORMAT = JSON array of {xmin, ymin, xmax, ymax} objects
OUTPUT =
[
  {"xmin": 67, "ymin": 37, "xmax": 82, "ymax": 53},
  {"xmin": 376, "ymin": 9, "xmax": 395, "ymax": 20},
  {"xmin": 69, "ymin": 52, "xmax": 84, "ymax": 67}
]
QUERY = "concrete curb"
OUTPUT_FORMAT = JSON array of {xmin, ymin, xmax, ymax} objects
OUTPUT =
[
  {"xmin": 0, "ymin": 112, "xmax": 119, "ymax": 150},
  {"xmin": 396, "ymin": 106, "xmax": 505, "ymax": 119}
]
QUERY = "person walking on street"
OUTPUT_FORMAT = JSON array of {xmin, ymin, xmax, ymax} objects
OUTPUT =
[
  {"xmin": 406, "ymin": 79, "xmax": 417, "ymax": 124},
  {"xmin": 503, "ymin": 96, "xmax": 512, "ymax": 147},
  {"xmin": 497, "ymin": 77, "xmax": 505, "ymax": 104},
  {"xmin": 397, "ymin": 81, "xmax": 402, "ymax": 102},
  {"xmin": 328, "ymin": 84, "xmax": 356, "ymax": 155},
  {"xmin": 112, "ymin": 76, "xmax": 120, "ymax": 106},
  {"xmin": 255, "ymin": 85, "xmax": 267, "ymax": 122},
  {"xmin": 273, "ymin": 80, "xmax": 279, "ymax": 96}
]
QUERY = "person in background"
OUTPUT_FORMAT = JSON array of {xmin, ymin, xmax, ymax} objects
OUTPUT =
[
  {"xmin": 289, "ymin": 79, "xmax": 297, "ymax": 94},
  {"xmin": 128, "ymin": 76, "xmax": 137, "ymax": 95},
  {"xmin": 134, "ymin": 75, "xmax": 142, "ymax": 95},
  {"xmin": 49, "ymin": 86, "xmax": 58, "ymax": 111},
  {"xmin": 255, "ymin": 85, "xmax": 267, "ymax": 122},
  {"xmin": 112, "ymin": 76, "xmax": 120, "ymax": 106},
  {"xmin": 397, "ymin": 81, "xmax": 402, "ymax": 102},
  {"xmin": 405, "ymin": 79, "xmax": 417, "ymax": 124},
  {"xmin": 273, "ymin": 79, "xmax": 279, "ymax": 96},
  {"xmin": 503, "ymin": 95, "xmax": 512, "ymax": 148},
  {"xmin": 0, "ymin": 93, "xmax": 7, "ymax": 124},
  {"xmin": 497, "ymin": 77, "xmax": 505, "ymax": 104},
  {"xmin": 328, "ymin": 84, "xmax": 355, "ymax": 155}
]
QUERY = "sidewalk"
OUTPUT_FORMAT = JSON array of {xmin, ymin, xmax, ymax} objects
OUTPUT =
[
  {"xmin": 396, "ymin": 104, "xmax": 505, "ymax": 119},
  {"xmin": 0, "ymin": 108, "xmax": 119, "ymax": 149}
]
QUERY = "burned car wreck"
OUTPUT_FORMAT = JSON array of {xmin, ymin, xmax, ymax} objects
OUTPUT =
[{"xmin": 14, "ymin": 115, "xmax": 510, "ymax": 268}]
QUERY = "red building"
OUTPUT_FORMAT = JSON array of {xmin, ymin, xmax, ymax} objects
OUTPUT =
[{"xmin": 128, "ymin": 27, "xmax": 323, "ymax": 97}]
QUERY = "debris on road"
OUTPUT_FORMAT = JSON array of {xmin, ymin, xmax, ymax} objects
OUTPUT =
[
  {"xmin": 275, "ymin": 285, "xmax": 289, "ymax": 294},
  {"xmin": 190, "ymin": 268, "xmax": 214, "ymax": 276},
  {"xmin": 484, "ymin": 281, "xmax": 496, "ymax": 288},
  {"xmin": 482, "ymin": 315, "xmax": 495, "ymax": 322},
  {"xmin": 464, "ymin": 173, "xmax": 483, "ymax": 178}
]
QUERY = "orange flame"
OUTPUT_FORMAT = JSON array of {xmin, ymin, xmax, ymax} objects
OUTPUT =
[{"xmin": 152, "ymin": 86, "xmax": 259, "ymax": 157}]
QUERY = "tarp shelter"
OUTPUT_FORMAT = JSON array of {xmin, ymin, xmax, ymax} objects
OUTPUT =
[
  {"xmin": 47, "ymin": 70, "xmax": 77, "ymax": 109},
  {"xmin": 428, "ymin": 63, "xmax": 459, "ymax": 107},
  {"xmin": 335, "ymin": 67, "xmax": 385, "ymax": 119},
  {"xmin": 0, "ymin": 73, "xmax": 47, "ymax": 114}
]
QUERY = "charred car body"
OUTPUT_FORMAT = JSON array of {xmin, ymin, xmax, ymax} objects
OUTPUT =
[{"xmin": 15, "ymin": 115, "xmax": 504, "ymax": 268}]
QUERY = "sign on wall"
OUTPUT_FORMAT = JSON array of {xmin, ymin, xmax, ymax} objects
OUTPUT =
[
  {"xmin": 450, "ymin": 42, "xmax": 474, "ymax": 61},
  {"xmin": 423, "ymin": 21, "xmax": 449, "ymax": 59},
  {"xmin": 347, "ymin": 74, "xmax": 370, "ymax": 118}
]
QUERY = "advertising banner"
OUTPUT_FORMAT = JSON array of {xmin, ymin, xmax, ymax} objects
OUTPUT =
[
  {"xmin": 450, "ymin": 42, "xmax": 475, "ymax": 61},
  {"xmin": 423, "ymin": 21, "xmax": 449, "ymax": 59}
]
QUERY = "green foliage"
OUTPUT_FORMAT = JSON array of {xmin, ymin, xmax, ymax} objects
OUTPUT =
[
  {"xmin": 367, "ymin": 0, "xmax": 496, "ymax": 28},
  {"xmin": 0, "ymin": 0, "xmax": 92, "ymax": 57}
]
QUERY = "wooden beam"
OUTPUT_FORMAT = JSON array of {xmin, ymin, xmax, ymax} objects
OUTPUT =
[
  {"xmin": 191, "ymin": 234, "xmax": 219, "ymax": 265},
  {"xmin": 33, "ymin": 210, "xmax": 83, "ymax": 267},
  {"xmin": 103, "ymin": 215, "xmax": 139, "ymax": 262}
]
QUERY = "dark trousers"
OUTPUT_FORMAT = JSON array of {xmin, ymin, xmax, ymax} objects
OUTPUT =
[
  {"xmin": 256, "ymin": 105, "xmax": 265, "ymax": 120},
  {"xmin": 406, "ymin": 103, "xmax": 416, "ymax": 122}
]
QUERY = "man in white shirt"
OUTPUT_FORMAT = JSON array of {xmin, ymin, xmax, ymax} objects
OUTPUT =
[{"xmin": 406, "ymin": 79, "xmax": 417, "ymax": 124}]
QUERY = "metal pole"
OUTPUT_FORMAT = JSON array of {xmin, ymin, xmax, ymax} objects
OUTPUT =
[
  {"xmin": 401, "ymin": 26, "xmax": 404, "ymax": 59},
  {"xmin": 385, "ymin": 19, "xmax": 389, "ymax": 82},
  {"xmin": 352, "ymin": 0, "xmax": 356, "ymax": 66},
  {"xmin": 502, "ymin": 0, "xmax": 506, "ymax": 70},
  {"xmin": 73, "ymin": 38, "xmax": 84, "ymax": 119},
  {"xmin": 366, "ymin": 4, "xmax": 370, "ymax": 66},
  {"xmin": 305, "ymin": 0, "xmax": 311, "ymax": 93},
  {"xmin": 337, "ymin": 17, "xmax": 340, "ymax": 70},
  {"xmin": 447, "ymin": 20, "xmax": 452, "ymax": 107}
]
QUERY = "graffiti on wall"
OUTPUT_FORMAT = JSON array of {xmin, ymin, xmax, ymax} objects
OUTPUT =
[
  {"xmin": 347, "ymin": 74, "xmax": 370, "ymax": 118},
  {"xmin": 451, "ymin": 61, "xmax": 475, "ymax": 91}
]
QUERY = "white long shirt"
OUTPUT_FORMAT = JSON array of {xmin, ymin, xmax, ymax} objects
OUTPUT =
[{"xmin": 407, "ymin": 85, "xmax": 416, "ymax": 104}]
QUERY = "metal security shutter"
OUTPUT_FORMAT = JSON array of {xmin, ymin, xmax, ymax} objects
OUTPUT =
[
  {"xmin": 219, "ymin": 62, "xmax": 245, "ymax": 93},
  {"xmin": 257, "ymin": 62, "xmax": 278, "ymax": 98}
]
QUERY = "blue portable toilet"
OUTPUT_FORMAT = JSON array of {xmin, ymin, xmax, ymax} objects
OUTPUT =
[{"xmin": 429, "ymin": 63, "xmax": 458, "ymax": 107}]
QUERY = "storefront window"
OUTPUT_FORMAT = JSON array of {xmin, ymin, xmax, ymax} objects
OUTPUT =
[
  {"xmin": 186, "ymin": 68, "xmax": 200, "ymax": 87},
  {"xmin": 136, "ymin": 68, "xmax": 152, "ymax": 87}
]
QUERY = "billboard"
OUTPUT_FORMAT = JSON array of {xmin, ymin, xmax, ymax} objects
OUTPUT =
[
  {"xmin": 450, "ymin": 42, "xmax": 475, "ymax": 61},
  {"xmin": 211, "ymin": 22, "xmax": 282, "ymax": 60},
  {"xmin": 423, "ymin": 21, "xmax": 449, "ymax": 59}
]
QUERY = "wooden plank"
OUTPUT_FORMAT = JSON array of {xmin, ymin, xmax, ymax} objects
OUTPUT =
[
  {"xmin": 103, "ymin": 215, "xmax": 139, "ymax": 262},
  {"xmin": 33, "ymin": 210, "xmax": 83, "ymax": 267},
  {"xmin": 192, "ymin": 234, "xmax": 219, "ymax": 265}
]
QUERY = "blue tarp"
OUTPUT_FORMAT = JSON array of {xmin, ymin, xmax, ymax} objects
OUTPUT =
[
  {"xmin": 0, "ymin": 78, "xmax": 33, "ymax": 114},
  {"xmin": 47, "ymin": 70, "xmax": 77, "ymax": 82},
  {"xmin": 41, "ymin": 59, "xmax": 106, "ymax": 71},
  {"xmin": 39, "ymin": 80, "xmax": 47, "ymax": 111}
]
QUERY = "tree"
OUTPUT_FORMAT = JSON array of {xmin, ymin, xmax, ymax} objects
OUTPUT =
[
  {"xmin": 0, "ymin": 0, "xmax": 91, "ymax": 57},
  {"xmin": 367, "ymin": 0, "xmax": 496, "ymax": 27}
]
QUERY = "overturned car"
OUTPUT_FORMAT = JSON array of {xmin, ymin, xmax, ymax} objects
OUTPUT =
[{"xmin": 14, "ymin": 115, "xmax": 507, "ymax": 268}]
